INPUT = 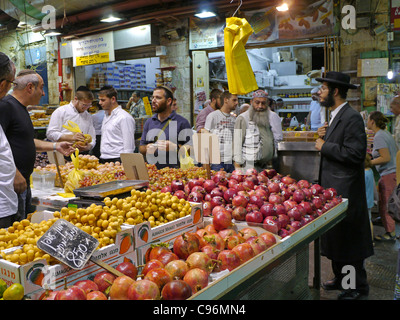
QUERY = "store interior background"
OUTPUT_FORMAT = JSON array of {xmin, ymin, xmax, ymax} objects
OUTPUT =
[{"xmin": 0, "ymin": 0, "xmax": 394, "ymax": 128}]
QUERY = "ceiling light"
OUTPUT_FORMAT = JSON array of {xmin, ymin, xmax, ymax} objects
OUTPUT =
[
  {"xmin": 387, "ymin": 70, "xmax": 394, "ymax": 80},
  {"xmin": 100, "ymin": 16, "xmax": 122, "ymax": 23},
  {"xmin": 44, "ymin": 29, "xmax": 61, "ymax": 37},
  {"xmin": 276, "ymin": 3, "xmax": 289, "ymax": 12},
  {"xmin": 194, "ymin": 11, "xmax": 217, "ymax": 18}
]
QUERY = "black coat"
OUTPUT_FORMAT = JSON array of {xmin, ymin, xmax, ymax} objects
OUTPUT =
[{"xmin": 318, "ymin": 103, "xmax": 374, "ymax": 262}]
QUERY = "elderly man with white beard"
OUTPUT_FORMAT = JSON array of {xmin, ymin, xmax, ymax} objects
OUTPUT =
[{"xmin": 233, "ymin": 90, "xmax": 283, "ymax": 172}]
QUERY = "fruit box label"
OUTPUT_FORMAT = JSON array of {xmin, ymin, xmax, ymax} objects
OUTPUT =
[{"xmin": 132, "ymin": 203, "xmax": 202, "ymax": 248}]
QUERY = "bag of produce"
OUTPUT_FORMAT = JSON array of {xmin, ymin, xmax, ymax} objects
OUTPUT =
[
  {"xmin": 64, "ymin": 149, "xmax": 84, "ymax": 193},
  {"xmin": 180, "ymin": 146, "xmax": 194, "ymax": 170},
  {"xmin": 62, "ymin": 120, "xmax": 92, "ymax": 148}
]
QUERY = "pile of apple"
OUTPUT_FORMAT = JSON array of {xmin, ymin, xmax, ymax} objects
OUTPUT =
[{"xmin": 161, "ymin": 168, "xmax": 342, "ymax": 238}]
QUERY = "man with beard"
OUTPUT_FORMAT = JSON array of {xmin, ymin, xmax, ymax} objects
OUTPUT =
[
  {"xmin": 98, "ymin": 86, "xmax": 136, "ymax": 163},
  {"xmin": 140, "ymin": 86, "xmax": 192, "ymax": 169},
  {"xmin": 195, "ymin": 88, "xmax": 223, "ymax": 132},
  {"xmin": 315, "ymin": 71, "xmax": 374, "ymax": 300},
  {"xmin": 233, "ymin": 90, "xmax": 282, "ymax": 172}
]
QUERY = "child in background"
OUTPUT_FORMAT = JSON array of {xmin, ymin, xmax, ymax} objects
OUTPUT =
[{"xmin": 365, "ymin": 154, "xmax": 375, "ymax": 240}]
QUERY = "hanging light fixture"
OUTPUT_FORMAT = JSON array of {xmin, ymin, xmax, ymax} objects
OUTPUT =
[{"xmin": 100, "ymin": 15, "xmax": 122, "ymax": 23}]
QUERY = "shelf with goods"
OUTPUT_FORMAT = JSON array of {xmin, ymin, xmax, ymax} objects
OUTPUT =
[{"xmin": 0, "ymin": 151, "xmax": 351, "ymax": 300}]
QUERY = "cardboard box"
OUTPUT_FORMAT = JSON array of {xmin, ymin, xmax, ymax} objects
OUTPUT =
[
  {"xmin": 135, "ymin": 223, "xmax": 202, "ymax": 265},
  {"xmin": 129, "ymin": 202, "xmax": 202, "ymax": 249},
  {"xmin": 0, "ymin": 225, "xmax": 136, "ymax": 299}
]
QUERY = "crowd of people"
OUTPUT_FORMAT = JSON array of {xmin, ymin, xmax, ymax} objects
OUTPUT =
[{"xmin": 0, "ymin": 51, "xmax": 399, "ymax": 299}]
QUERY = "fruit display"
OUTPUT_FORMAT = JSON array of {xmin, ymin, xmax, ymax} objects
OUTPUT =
[
  {"xmin": 0, "ymin": 189, "xmax": 192, "ymax": 266},
  {"xmin": 1, "ymin": 283, "xmax": 25, "ymax": 300},
  {"xmin": 160, "ymin": 168, "xmax": 342, "ymax": 237},
  {"xmin": 38, "ymin": 225, "xmax": 275, "ymax": 300}
]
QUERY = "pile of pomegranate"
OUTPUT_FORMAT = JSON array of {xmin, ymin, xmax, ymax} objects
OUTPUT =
[{"xmin": 161, "ymin": 168, "xmax": 342, "ymax": 238}]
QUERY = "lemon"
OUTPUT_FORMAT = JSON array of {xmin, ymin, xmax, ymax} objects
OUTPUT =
[
  {"xmin": 0, "ymin": 279, "xmax": 6, "ymax": 298},
  {"xmin": 3, "ymin": 283, "xmax": 24, "ymax": 300}
]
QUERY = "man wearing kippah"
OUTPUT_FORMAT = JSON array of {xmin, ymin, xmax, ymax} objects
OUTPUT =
[
  {"xmin": 46, "ymin": 86, "xmax": 96, "ymax": 153},
  {"xmin": 233, "ymin": 89, "xmax": 283, "ymax": 172}
]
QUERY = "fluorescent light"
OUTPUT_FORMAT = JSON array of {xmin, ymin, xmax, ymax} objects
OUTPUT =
[
  {"xmin": 276, "ymin": 3, "xmax": 289, "ymax": 12},
  {"xmin": 194, "ymin": 11, "xmax": 216, "ymax": 18},
  {"xmin": 388, "ymin": 70, "xmax": 394, "ymax": 80},
  {"xmin": 100, "ymin": 16, "xmax": 122, "ymax": 23},
  {"xmin": 44, "ymin": 29, "xmax": 61, "ymax": 36}
]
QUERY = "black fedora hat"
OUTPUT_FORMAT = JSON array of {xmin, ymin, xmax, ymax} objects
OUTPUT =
[{"xmin": 316, "ymin": 71, "xmax": 358, "ymax": 89}]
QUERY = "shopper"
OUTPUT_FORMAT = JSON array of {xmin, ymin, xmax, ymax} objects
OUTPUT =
[
  {"xmin": 315, "ymin": 71, "xmax": 374, "ymax": 300},
  {"xmin": 233, "ymin": 89, "xmax": 283, "ymax": 172},
  {"xmin": 90, "ymin": 103, "xmax": 105, "ymax": 159},
  {"xmin": 0, "ymin": 69, "xmax": 74, "ymax": 221},
  {"xmin": 139, "ymin": 86, "xmax": 192, "ymax": 169},
  {"xmin": 364, "ymin": 153, "xmax": 375, "ymax": 240},
  {"xmin": 98, "ymin": 86, "xmax": 136, "ymax": 163},
  {"xmin": 196, "ymin": 88, "xmax": 223, "ymax": 132},
  {"xmin": 171, "ymin": 98, "xmax": 178, "ymax": 112},
  {"xmin": 238, "ymin": 103, "xmax": 250, "ymax": 114},
  {"xmin": 367, "ymin": 111, "xmax": 398, "ymax": 241},
  {"xmin": 46, "ymin": 86, "xmax": 96, "ymax": 153},
  {"xmin": 0, "ymin": 52, "xmax": 18, "ymax": 228},
  {"xmin": 308, "ymin": 87, "xmax": 323, "ymax": 131},
  {"xmin": 204, "ymin": 91, "xmax": 238, "ymax": 173},
  {"xmin": 127, "ymin": 91, "xmax": 146, "ymax": 118},
  {"xmin": 390, "ymin": 96, "xmax": 400, "ymax": 148}
]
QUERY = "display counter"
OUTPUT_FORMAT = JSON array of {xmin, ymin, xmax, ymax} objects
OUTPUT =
[
  {"xmin": 277, "ymin": 141, "xmax": 320, "ymax": 184},
  {"xmin": 190, "ymin": 199, "xmax": 347, "ymax": 300}
]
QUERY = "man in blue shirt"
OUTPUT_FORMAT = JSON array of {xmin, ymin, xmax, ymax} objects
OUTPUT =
[{"xmin": 139, "ymin": 86, "xmax": 192, "ymax": 169}]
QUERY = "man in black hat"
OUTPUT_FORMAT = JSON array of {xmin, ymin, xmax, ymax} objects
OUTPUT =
[{"xmin": 315, "ymin": 71, "xmax": 374, "ymax": 300}]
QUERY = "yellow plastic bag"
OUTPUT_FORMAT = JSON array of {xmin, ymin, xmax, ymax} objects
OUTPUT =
[
  {"xmin": 180, "ymin": 146, "xmax": 194, "ymax": 170},
  {"xmin": 64, "ymin": 149, "xmax": 84, "ymax": 193},
  {"xmin": 62, "ymin": 120, "xmax": 92, "ymax": 147},
  {"xmin": 224, "ymin": 17, "xmax": 258, "ymax": 95}
]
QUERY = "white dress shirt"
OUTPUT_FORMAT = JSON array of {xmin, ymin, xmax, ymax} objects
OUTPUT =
[
  {"xmin": 100, "ymin": 106, "xmax": 136, "ymax": 159},
  {"xmin": 46, "ymin": 102, "xmax": 96, "ymax": 149},
  {"xmin": 329, "ymin": 102, "xmax": 347, "ymax": 126},
  {"xmin": 269, "ymin": 110, "xmax": 283, "ymax": 145},
  {"xmin": 92, "ymin": 109, "xmax": 105, "ymax": 136},
  {"xmin": 0, "ymin": 125, "xmax": 17, "ymax": 218}
]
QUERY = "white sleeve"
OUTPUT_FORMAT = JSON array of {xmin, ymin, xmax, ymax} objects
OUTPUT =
[
  {"xmin": 46, "ymin": 108, "xmax": 64, "ymax": 142},
  {"xmin": 87, "ymin": 115, "xmax": 97, "ymax": 150},
  {"xmin": 269, "ymin": 111, "xmax": 283, "ymax": 143},
  {"xmin": 121, "ymin": 116, "xmax": 136, "ymax": 153}
]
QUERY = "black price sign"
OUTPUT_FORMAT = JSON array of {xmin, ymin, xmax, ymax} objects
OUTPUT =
[{"xmin": 37, "ymin": 219, "xmax": 99, "ymax": 270}]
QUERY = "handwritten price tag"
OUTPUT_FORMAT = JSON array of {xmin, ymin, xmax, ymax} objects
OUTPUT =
[{"xmin": 37, "ymin": 219, "xmax": 99, "ymax": 270}]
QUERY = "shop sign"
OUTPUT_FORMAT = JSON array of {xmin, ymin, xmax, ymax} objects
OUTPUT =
[
  {"xmin": 72, "ymin": 32, "xmax": 115, "ymax": 67},
  {"xmin": 391, "ymin": 0, "xmax": 400, "ymax": 31}
]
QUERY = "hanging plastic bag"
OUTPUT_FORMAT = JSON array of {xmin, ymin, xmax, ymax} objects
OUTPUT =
[
  {"xmin": 180, "ymin": 146, "xmax": 194, "ymax": 170},
  {"xmin": 64, "ymin": 148, "xmax": 84, "ymax": 193},
  {"xmin": 224, "ymin": 17, "xmax": 258, "ymax": 95},
  {"xmin": 290, "ymin": 116, "xmax": 299, "ymax": 127},
  {"xmin": 62, "ymin": 120, "xmax": 92, "ymax": 148}
]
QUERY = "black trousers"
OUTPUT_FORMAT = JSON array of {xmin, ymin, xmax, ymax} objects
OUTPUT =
[{"xmin": 331, "ymin": 259, "xmax": 369, "ymax": 294}]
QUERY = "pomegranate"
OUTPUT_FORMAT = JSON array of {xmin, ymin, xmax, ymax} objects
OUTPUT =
[
  {"xmin": 232, "ymin": 195, "xmax": 249, "ymax": 208},
  {"xmin": 212, "ymin": 205, "xmax": 226, "ymax": 216},
  {"xmin": 116, "ymin": 261, "xmax": 138, "ymax": 280},
  {"xmin": 223, "ymin": 188, "xmax": 238, "ymax": 203},
  {"xmin": 210, "ymin": 195, "xmax": 226, "ymax": 208},
  {"xmin": 161, "ymin": 280, "xmax": 192, "ymax": 300},
  {"xmin": 268, "ymin": 193, "xmax": 283, "ymax": 204},
  {"xmin": 216, "ymin": 250, "xmax": 241, "ymax": 271},
  {"xmin": 239, "ymin": 227, "xmax": 258, "ymax": 240},
  {"xmin": 55, "ymin": 286, "xmax": 87, "ymax": 300},
  {"xmin": 262, "ymin": 216, "xmax": 280, "ymax": 234},
  {"xmin": 232, "ymin": 243, "xmax": 255, "ymax": 263},
  {"xmin": 202, "ymin": 201, "xmax": 212, "ymax": 217},
  {"xmin": 204, "ymin": 224, "xmax": 218, "ymax": 234},
  {"xmin": 174, "ymin": 190, "xmax": 187, "ymax": 200},
  {"xmin": 186, "ymin": 252, "xmax": 215, "ymax": 274},
  {"xmin": 171, "ymin": 179, "xmax": 185, "ymax": 192},
  {"xmin": 144, "ymin": 267, "xmax": 172, "ymax": 290},
  {"xmin": 93, "ymin": 271, "xmax": 116, "ymax": 293},
  {"xmin": 203, "ymin": 179, "xmax": 216, "ymax": 193},
  {"xmin": 260, "ymin": 203, "xmax": 276, "ymax": 218},
  {"xmin": 246, "ymin": 236, "xmax": 268, "ymax": 255},
  {"xmin": 183, "ymin": 268, "xmax": 209, "ymax": 294},
  {"xmin": 292, "ymin": 189, "xmax": 306, "ymax": 203},
  {"xmin": 245, "ymin": 211, "xmax": 264, "ymax": 225},
  {"xmin": 281, "ymin": 175, "xmax": 296, "ymax": 185},
  {"xmin": 146, "ymin": 244, "xmax": 171, "ymax": 262},
  {"xmin": 212, "ymin": 209, "xmax": 232, "ymax": 231},
  {"xmin": 203, "ymin": 233, "xmax": 225, "ymax": 251},
  {"xmin": 86, "ymin": 291, "xmax": 107, "ymax": 300},
  {"xmin": 127, "ymin": 279, "xmax": 160, "ymax": 300},
  {"xmin": 297, "ymin": 179, "xmax": 310, "ymax": 189},
  {"xmin": 188, "ymin": 191, "xmax": 204, "ymax": 203},
  {"xmin": 218, "ymin": 228, "xmax": 236, "ymax": 240},
  {"xmin": 225, "ymin": 234, "xmax": 245, "ymax": 250},
  {"xmin": 157, "ymin": 252, "xmax": 179, "ymax": 266},
  {"xmin": 249, "ymin": 195, "xmax": 264, "ymax": 208},
  {"xmin": 201, "ymin": 244, "xmax": 220, "ymax": 260},
  {"xmin": 258, "ymin": 232, "xmax": 277, "ymax": 248},
  {"xmin": 74, "ymin": 280, "xmax": 98, "ymax": 294},
  {"xmin": 232, "ymin": 206, "xmax": 247, "ymax": 221},
  {"xmin": 165, "ymin": 260, "xmax": 189, "ymax": 280},
  {"xmin": 310, "ymin": 184, "xmax": 324, "ymax": 195},
  {"xmin": 173, "ymin": 232, "xmax": 200, "ymax": 260},
  {"xmin": 268, "ymin": 182, "xmax": 280, "ymax": 193},
  {"xmin": 109, "ymin": 276, "xmax": 135, "ymax": 300},
  {"xmin": 142, "ymin": 259, "xmax": 164, "ymax": 276},
  {"xmin": 277, "ymin": 214, "xmax": 290, "ymax": 229}
]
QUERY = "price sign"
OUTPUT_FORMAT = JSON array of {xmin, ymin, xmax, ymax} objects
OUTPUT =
[{"xmin": 37, "ymin": 219, "xmax": 99, "ymax": 270}]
